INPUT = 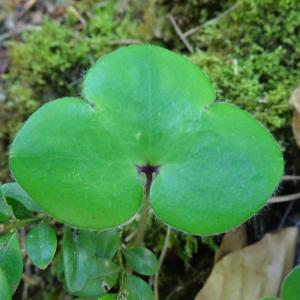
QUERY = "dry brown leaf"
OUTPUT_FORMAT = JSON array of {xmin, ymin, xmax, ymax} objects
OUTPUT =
[
  {"xmin": 290, "ymin": 85, "xmax": 300, "ymax": 147},
  {"xmin": 291, "ymin": 111, "xmax": 300, "ymax": 148},
  {"xmin": 24, "ymin": 0, "xmax": 36, "ymax": 11},
  {"xmin": 214, "ymin": 226, "xmax": 247, "ymax": 263},
  {"xmin": 195, "ymin": 227, "xmax": 299, "ymax": 300},
  {"xmin": 290, "ymin": 85, "xmax": 300, "ymax": 112}
]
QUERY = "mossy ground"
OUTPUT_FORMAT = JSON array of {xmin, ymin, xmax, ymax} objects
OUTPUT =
[{"xmin": 1, "ymin": 0, "xmax": 300, "ymax": 299}]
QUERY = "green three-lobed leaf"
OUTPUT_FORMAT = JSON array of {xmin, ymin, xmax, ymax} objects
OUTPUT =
[{"xmin": 9, "ymin": 45, "xmax": 283, "ymax": 234}]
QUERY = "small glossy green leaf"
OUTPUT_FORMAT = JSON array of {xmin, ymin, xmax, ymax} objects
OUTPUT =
[
  {"xmin": 68, "ymin": 278, "xmax": 105, "ymax": 297},
  {"xmin": 62, "ymin": 229, "xmax": 96, "ymax": 292},
  {"xmin": 94, "ymin": 230, "xmax": 120, "ymax": 259},
  {"xmin": 0, "ymin": 187, "xmax": 13, "ymax": 223},
  {"xmin": 2, "ymin": 182, "xmax": 41, "ymax": 219},
  {"xmin": 90, "ymin": 258, "xmax": 119, "ymax": 278},
  {"xmin": 281, "ymin": 265, "xmax": 300, "ymax": 300},
  {"xmin": 10, "ymin": 45, "xmax": 283, "ymax": 234},
  {"xmin": 0, "ymin": 268, "xmax": 11, "ymax": 300},
  {"xmin": 25, "ymin": 223, "xmax": 57, "ymax": 269},
  {"xmin": 124, "ymin": 273, "xmax": 154, "ymax": 300},
  {"xmin": 71, "ymin": 272, "xmax": 119, "ymax": 297},
  {"xmin": 55, "ymin": 252, "xmax": 64, "ymax": 282},
  {"xmin": 0, "ymin": 232, "xmax": 23, "ymax": 291},
  {"xmin": 124, "ymin": 247, "xmax": 158, "ymax": 276}
]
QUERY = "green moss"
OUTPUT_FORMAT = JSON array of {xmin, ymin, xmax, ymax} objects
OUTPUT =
[
  {"xmin": 190, "ymin": 0, "xmax": 300, "ymax": 145},
  {"xmin": 8, "ymin": 20, "xmax": 88, "ymax": 88},
  {"xmin": 191, "ymin": 49, "xmax": 293, "ymax": 133}
]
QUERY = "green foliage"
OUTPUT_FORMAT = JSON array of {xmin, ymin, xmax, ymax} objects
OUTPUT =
[
  {"xmin": 0, "ymin": 268, "xmax": 11, "ymax": 300},
  {"xmin": 124, "ymin": 247, "xmax": 158, "ymax": 276},
  {"xmin": 54, "ymin": 227, "xmax": 158, "ymax": 298},
  {"xmin": 123, "ymin": 273, "xmax": 154, "ymax": 300},
  {"xmin": 25, "ymin": 223, "xmax": 57, "ymax": 269},
  {"xmin": 62, "ymin": 229, "xmax": 97, "ymax": 292},
  {"xmin": 0, "ymin": 186, "xmax": 13, "ymax": 223},
  {"xmin": 201, "ymin": 236, "xmax": 218, "ymax": 252},
  {"xmin": 260, "ymin": 265, "xmax": 300, "ymax": 300},
  {"xmin": 71, "ymin": 274, "xmax": 118, "ymax": 298},
  {"xmin": 281, "ymin": 265, "xmax": 300, "ymax": 300},
  {"xmin": 1, "ymin": 1, "xmax": 299, "ymax": 298},
  {"xmin": 61, "ymin": 229, "xmax": 120, "ymax": 297},
  {"xmin": 55, "ymin": 252, "xmax": 64, "ymax": 283},
  {"xmin": 94, "ymin": 229, "xmax": 120, "ymax": 259},
  {"xmin": 0, "ymin": 232, "xmax": 23, "ymax": 292},
  {"xmin": 2, "ymin": 182, "xmax": 42, "ymax": 219},
  {"xmin": 89, "ymin": 258, "xmax": 119, "ymax": 278}
]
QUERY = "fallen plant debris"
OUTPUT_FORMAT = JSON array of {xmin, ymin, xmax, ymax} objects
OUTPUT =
[{"xmin": 195, "ymin": 227, "xmax": 299, "ymax": 300}]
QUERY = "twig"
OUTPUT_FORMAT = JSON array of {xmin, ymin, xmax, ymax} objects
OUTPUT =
[
  {"xmin": 108, "ymin": 39, "xmax": 142, "ymax": 45},
  {"xmin": 282, "ymin": 175, "xmax": 300, "ymax": 181},
  {"xmin": 164, "ymin": 273, "xmax": 203, "ymax": 300},
  {"xmin": 253, "ymin": 215, "xmax": 263, "ymax": 240},
  {"xmin": 124, "ymin": 230, "xmax": 137, "ymax": 243},
  {"xmin": 0, "ymin": 217, "xmax": 43, "ymax": 235},
  {"xmin": 278, "ymin": 201, "xmax": 294, "ymax": 229},
  {"xmin": 67, "ymin": 6, "xmax": 86, "ymax": 25},
  {"xmin": 268, "ymin": 192, "xmax": 300, "ymax": 204},
  {"xmin": 165, "ymin": 286, "xmax": 184, "ymax": 300},
  {"xmin": 154, "ymin": 226, "xmax": 171, "ymax": 300},
  {"xmin": 182, "ymin": 3, "xmax": 238, "ymax": 38},
  {"xmin": 167, "ymin": 15, "xmax": 194, "ymax": 53},
  {"xmin": 183, "ymin": 26, "xmax": 201, "ymax": 38}
]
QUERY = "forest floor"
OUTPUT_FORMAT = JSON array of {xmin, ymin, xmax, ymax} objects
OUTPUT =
[{"xmin": 1, "ymin": 1, "xmax": 300, "ymax": 299}]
